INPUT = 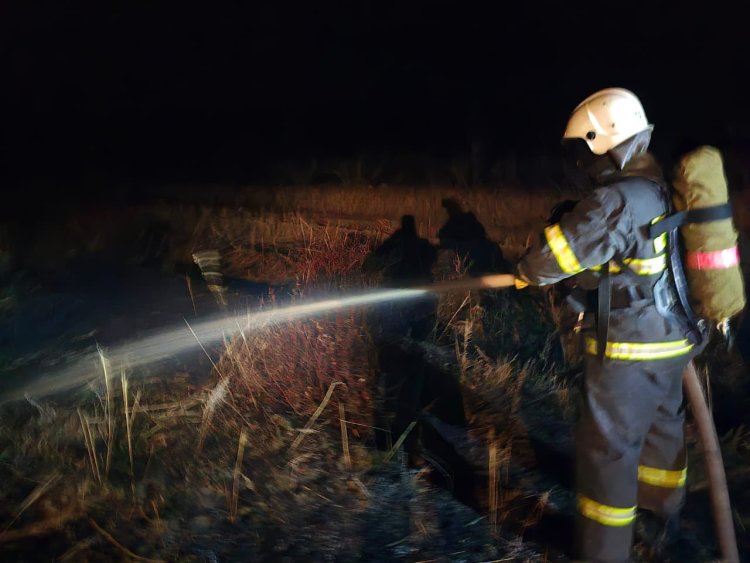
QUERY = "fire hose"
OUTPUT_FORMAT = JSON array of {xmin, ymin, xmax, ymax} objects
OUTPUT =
[
  {"xmin": 426, "ymin": 274, "xmax": 739, "ymax": 562},
  {"xmin": 683, "ymin": 361, "xmax": 740, "ymax": 563}
]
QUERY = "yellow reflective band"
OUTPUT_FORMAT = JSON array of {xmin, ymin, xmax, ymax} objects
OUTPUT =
[
  {"xmin": 590, "ymin": 262, "xmax": 618, "ymax": 273},
  {"xmin": 590, "ymin": 254, "xmax": 666, "ymax": 276},
  {"xmin": 544, "ymin": 223, "xmax": 583, "ymax": 275},
  {"xmin": 585, "ymin": 337, "xmax": 694, "ymax": 361},
  {"xmin": 651, "ymin": 214, "xmax": 666, "ymax": 224},
  {"xmin": 577, "ymin": 495, "xmax": 636, "ymax": 527},
  {"xmin": 625, "ymin": 254, "xmax": 667, "ymax": 275},
  {"xmin": 651, "ymin": 215, "xmax": 668, "ymax": 254},
  {"xmin": 654, "ymin": 233, "xmax": 668, "ymax": 254},
  {"xmin": 638, "ymin": 465, "xmax": 687, "ymax": 488}
]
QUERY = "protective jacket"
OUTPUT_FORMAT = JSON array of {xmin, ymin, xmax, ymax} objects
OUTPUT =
[
  {"xmin": 519, "ymin": 153, "xmax": 695, "ymax": 359},
  {"xmin": 518, "ymin": 153, "xmax": 701, "ymax": 563}
]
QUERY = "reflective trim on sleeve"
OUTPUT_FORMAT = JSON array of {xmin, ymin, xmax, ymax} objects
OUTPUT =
[
  {"xmin": 544, "ymin": 223, "xmax": 583, "ymax": 275},
  {"xmin": 577, "ymin": 495, "xmax": 636, "ymax": 527},
  {"xmin": 585, "ymin": 337, "xmax": 694, "ymax": 361},
  {"xmin": 638, "ymin": 465, "xmax": 687, "ymax": 488}
]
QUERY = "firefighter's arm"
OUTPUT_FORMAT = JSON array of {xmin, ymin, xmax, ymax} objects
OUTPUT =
[{"xmin": 517, "ymin": 187, "xmax": 630, "ymax": 286}]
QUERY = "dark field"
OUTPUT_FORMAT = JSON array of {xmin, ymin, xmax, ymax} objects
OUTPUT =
[{"xmin": 1, "ymin": 182, "xmax": 749, "ymax": 562}]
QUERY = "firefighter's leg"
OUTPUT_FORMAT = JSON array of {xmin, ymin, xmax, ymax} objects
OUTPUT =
[
  {"xmin": 638, "ymin": 355, "xmax": 688, "ymax": 517},
  {"xmin": 574, "ymin": 357, "xmax": 660, "ymax": 563},
  {"xmin": 633, "ymin": 355, "xmax": 697, "ymax": 553}
]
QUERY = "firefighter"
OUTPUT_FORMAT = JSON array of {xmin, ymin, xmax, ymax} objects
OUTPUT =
[{"xmin": 516, "ymin": 88, "xmax": 705, "ymax": 562}]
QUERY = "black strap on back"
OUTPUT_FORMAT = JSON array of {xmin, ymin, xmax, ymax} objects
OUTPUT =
[
  {"xmin": 597, "ymin": 261, "xmax": 611, "ymax": 360},
  {"xmin": 649, "ymin": 203, "xmax": 733, "ymax": 238},
  {"xmin": 667, "ymin": 228, "xmax": 706, "ymax": 345},
  {"xmin": 591, "ymin": 178, "xmax": 723, "ymax": 358}
]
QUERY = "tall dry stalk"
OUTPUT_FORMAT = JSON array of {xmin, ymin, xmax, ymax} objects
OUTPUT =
[
  {"xmin": 198, "ymin": 377, "xmax": 230, "ymax": 450},
  {"xmin": 229, "ymin": 430, "xmax": 248, "ymax": 523},
  {"xmin": 77, "ymin": 408, "xmax": 101, "ymax": 484},
  {"xmin": 452, "ymin": 302, "xmax": 475, "ymax": 382},
  {"xmin": 438, "ymin": 292, "xmax": 471, "ymax": 342},
  {"xmin": 121, "ymin": 373, "xmax": 135, "ymax": 487},
  {"xmin": 185, "ymin": 274, "xmax": 198, "ymax": 317},
  {"xmin": 384, "ymin": 421, "xmax": 417, "ymax": 464},
  {"xmin": 3, "ymin": 472, "xmax": 62, "ymax": 532},
  {"xmin": 488, "ymin": 429, "xmax": 499, "ymax": 534},
  {"xmin": 98, "ymin": 346, "xmax": 115, "ymax": 479},
  {"xmin": 511, "ymin": 365, "xmax": 528, "ymax": 419},
  {"xmin": 187, "ymin": 318, "xmax": 232, "ymax": 450},
  {"xmin": 289, "ymin": 381, "xmax": 344, "ymax": 451},
  {"xmin": 339, "ymin": 401, "xmax": 351, "ymax": 470}
]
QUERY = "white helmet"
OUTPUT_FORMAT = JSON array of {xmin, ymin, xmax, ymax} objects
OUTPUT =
[{"xmin": 563, "ymin": 88, "xmax": 653, "ymax": 155}]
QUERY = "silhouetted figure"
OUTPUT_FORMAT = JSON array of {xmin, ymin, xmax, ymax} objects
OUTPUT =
[
  {"xmin": 363, "ymin": 215, "xmax": 438, "ymax": 339},
  {"xmin": 365, "ymin": 215, "xmax": 436, "ymax": 285},
  {"xmin": 438, "ymin": 198, "xmax": 486, "ymax": 241},
  {"xmin": 437, "ymin": 198, "xmax": 510, "ymax": 276}
]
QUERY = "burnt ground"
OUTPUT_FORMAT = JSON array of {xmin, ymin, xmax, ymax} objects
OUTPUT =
[{"xmin": 1, "ymin": 255, "xmax": 749, "ymax": 562}]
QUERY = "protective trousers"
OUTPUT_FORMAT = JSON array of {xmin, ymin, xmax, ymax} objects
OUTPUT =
[{"xmin": 574, "ymin": 352, "xmax": 696, "ymax": 563}]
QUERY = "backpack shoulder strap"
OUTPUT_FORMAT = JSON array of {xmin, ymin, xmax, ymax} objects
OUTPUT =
[
  {"xmin": 649, "ymin": 204, "xmax": 734, "ymax": 238},
  {"xmin": 596, "ymin": 261, "xmax": 611, "ymax": 360}
]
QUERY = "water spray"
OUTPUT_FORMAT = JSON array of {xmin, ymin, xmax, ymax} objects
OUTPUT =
[{"xmin": 2, "ymin": 274, "xmax": 526, "ymax": 403}]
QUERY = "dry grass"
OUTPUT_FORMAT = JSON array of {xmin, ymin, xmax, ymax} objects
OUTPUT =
[
  {"xmin": 7, "ymin": 178, "xmax": 739, "ymax": 561},
  {"xmin": 0, "ymin": 273, "xmax": 562, "ymax": 560},
  {"xmin": 288, "ymin": 217, "xmax": 385, "ymax": 286},
  {"xmin": 433, "ymin": 283, "xmax": 577, "ymax": 536},
  {"xmin": 269, "ymin": 184, "xmax": 563, "ymax": 238},
  {"xmin": 8, "ymin": 182, "xmax": 569, "ymax": 277},
  {"xmin": 219, "ymin": 310, "xmax": 375, "ymax": 424},
  {"xmin": 1, "ymin": 207, "xmax": 543, "ymax": 556}
]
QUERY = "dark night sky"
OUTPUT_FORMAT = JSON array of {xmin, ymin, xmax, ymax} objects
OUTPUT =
[{"xmin": 2, "ymin": 1, "xmax": 749, "ymax": 204}]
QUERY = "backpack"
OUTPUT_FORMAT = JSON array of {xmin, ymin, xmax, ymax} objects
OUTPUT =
[{"xmin": 650, "ymin": 146, "xmax": 746, "ymax": 344}]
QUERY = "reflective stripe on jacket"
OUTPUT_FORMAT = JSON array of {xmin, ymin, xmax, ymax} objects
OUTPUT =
[
  {"xmin": 517, "ymin": 154, "xmax": 693, "ymax": 352},
  {"xmin": 519, "ymin": 179, "xmax": 668, "ymax": 288}
]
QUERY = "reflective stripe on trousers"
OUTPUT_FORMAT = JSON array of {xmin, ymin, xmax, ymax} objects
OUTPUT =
[
  {"xmin": 574, "ymin": 349, "xmax": 697, "ymax": 562},
  {"xmin": 576, "ymin": 465, "xmax": 687, "ymax": 526},
  {"xmin": 638, "ymin": 465, "xmax": 687, "ymax": 488},
  {"xmin": 577, "ymin": 495, "xmax": 636, "ymax": 527},
  {"xmin": 585, "ymin": 337, "xmax": 694, "ymax": 361},
  {"xmin": 577, "ymin": 466, "xmax": 686, "ymax": 526}
]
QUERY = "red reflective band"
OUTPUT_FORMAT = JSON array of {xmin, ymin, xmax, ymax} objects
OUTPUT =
[{"xmin": 686, "ymin": 247, "xmax": 740, "ymax": 270}]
